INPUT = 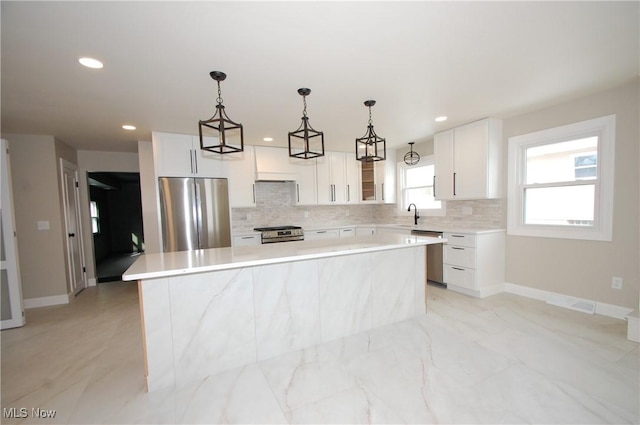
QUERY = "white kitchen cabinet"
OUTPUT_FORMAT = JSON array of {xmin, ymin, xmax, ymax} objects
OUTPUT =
[
  {"xmin": 344, "ymin": 152, "xmax": 360, "ymax": 204},
  {"xmin": 442, "ymin": 230, "xmax": 505, "ymax": 298},
  {"xmin": 153, "ymin": 131, "xmax": 227, "ymax": 178},
  {"xmin": 291, "ymin": 157, "xmax": 317, "ymax": 205},
  {"xmin": 434, "ymin": 118, "xmax": 502, "ymax": 200},
  {"xmin": 316, "ymin": 152, "xmax": 347, "ymax": 204},
  {"xmin": 305, "ymin": 228, "xmax": 340, "ymax": 240},
  {"xmin": 359, "ymin": 150, "xmax": 396, "ymax": 204},
  {"xmin": 376, "ymin": 226, "xmax": 411, "ymax": 236},
  {"xmin": 339, "ymin": 227, "xmax": 356, "ymax": 238},
  {"xmin": 376, "ymin": 149, "xmax": 396, "ymax": 204},
  {"xmin": 254, "ymin": 146, "xmax": 296, "ymax": 181},
  {"xmin": 226, "ymin": 146, "xmax": 256, "ymax": 208},
  {"xmin": 356, "ymin": 227, "xmax": 376, "ymax": 236},
  {"xmin": 232, "ymin": 234, "xmax": 261, "ymax": 247}
]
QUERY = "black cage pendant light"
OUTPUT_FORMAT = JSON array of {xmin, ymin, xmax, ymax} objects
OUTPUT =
[
  {"xmin": 198, "ymin": 71, "xmax": 244, "ymax": 154},
  {"xmin": 288, "ymin": 88, "xmax": 325, "ymax": 159},
  {"xmin": 355, "ymin": 100, "xmax": 386, "ymax": 162},
  {"xmin": 404, "ymin": 142, "xmax": 420, "ymax": 166}
]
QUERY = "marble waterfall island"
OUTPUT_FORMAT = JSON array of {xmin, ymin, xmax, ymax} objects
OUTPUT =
[{"xmin": 123, "ymin": 234, "xmax": 445, "ymax": 392}]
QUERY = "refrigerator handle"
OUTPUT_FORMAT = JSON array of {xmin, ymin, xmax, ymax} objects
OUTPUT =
[{"xmin": 194, "ymin": 179, "xmax": 203, "ymax": 248}]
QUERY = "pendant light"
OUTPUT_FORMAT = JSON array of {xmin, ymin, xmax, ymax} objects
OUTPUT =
[
  {"xmin": 355, "ymin": 100, "xmax": 386, "ymax": 162},
  {"xmin": 404, "ymin": 142, "xmax": 420, "ymax": 165},
  {"xmin": 289, "ymin": 88, "xmax": 324, "ymax": 159},
  {"xmin": 198, "ymin": 71, "xmax": 244, "ymax": 154}
]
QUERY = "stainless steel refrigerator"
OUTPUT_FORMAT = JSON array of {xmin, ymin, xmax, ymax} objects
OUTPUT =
[{"xmin": 158, "ymin": 177, "xmax": 231, "ymax": 252}]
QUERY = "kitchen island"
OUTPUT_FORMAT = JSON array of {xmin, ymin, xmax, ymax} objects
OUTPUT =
[{"xmin": 123, "ymin": 234, "xmax": 445, "ymax": 392}]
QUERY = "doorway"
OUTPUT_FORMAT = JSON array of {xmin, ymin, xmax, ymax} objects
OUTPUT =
[{"xmin": 88, "ymin": 172, "xmax": 144, "ymax": 282}]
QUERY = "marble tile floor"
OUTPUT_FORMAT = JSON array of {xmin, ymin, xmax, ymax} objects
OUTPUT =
[{"xmin": 1, "ymin": 280, "xmax": 638, "ymax": 424}]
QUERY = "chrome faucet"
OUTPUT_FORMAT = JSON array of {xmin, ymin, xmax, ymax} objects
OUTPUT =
[{"xmin": 407, "ymin": 203, "xmax": 420, "ymax": 226}]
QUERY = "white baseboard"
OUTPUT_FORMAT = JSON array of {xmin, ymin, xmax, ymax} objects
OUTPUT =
[
  {"xmin": 88, "ymin": 278, "xmax": 97, "ymax": 287},
  {"xmin": 24, "ymin": 294, "xmax": 70, "ymax": 309},
  {"xmin": 504, "ymin": 282, "xmax": 633, "ymax": 320},
  {"xmin": 24, "ymin": 294, "xmax": 69, "ymax": 309},
  {"xmin": 446, "ymin": 283, "xmax": 504, "ymax": 299}
]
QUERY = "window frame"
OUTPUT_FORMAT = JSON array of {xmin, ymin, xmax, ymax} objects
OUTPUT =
[
  {"xmin": 90, "ymin": 200, "xmax": 101, "ymax": 235},
  {"xmin": 397, "ymin": 156, "xmax": 446, "ymax": 217},
  {"xmin": 507, "ymin": 115, "xmax": 615, "ymax": 241}
]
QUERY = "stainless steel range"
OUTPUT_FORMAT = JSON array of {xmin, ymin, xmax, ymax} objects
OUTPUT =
[{"xmin": 254, "ymin": 226, "xmax": 304, "ymax": 244}]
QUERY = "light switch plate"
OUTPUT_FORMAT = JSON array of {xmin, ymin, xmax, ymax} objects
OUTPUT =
[{"xmin": 37, "ymin": 220, "xmax": 50, "ymax": 230}]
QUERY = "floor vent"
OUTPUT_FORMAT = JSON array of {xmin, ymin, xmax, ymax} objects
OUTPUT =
[{"xmin": 546, "ymin": 294, "xmax": 596, "ymax": 315}]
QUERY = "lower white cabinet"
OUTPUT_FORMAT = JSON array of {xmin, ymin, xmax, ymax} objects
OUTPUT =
[
  {"xmin": 233, "ymin": 234, "xmax": 261, "ymax": 247},
  {"xmin": 305, "ymin": 229, "xmax": 340, "ymax": 241},
  {"xmin": 442, "ymin": 231, "xmax": 504, "ymax": 298},
  {"xmin": 339, "ymin": 227, "xmax": 356, "ymax": 238},
  {"xmin": 356, "ymin": 227, "xmax": 376, "ymax": 236}
]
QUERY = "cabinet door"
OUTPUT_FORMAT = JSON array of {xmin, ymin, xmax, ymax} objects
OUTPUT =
[
  {"xmin": 344, "ymin": 152, "xmax": 360, "ymax": 204},
  {"xmin": 356, "ymin": 227, "xmax": 376, "ymax": 236},
  {"xmin": 226, "ymin": 146, "xmax": 256, "ymax": 208},
  {"xmin": 192, "ymin": 136, "xmax": 227, "ymax": 178},
  {"xmin": 153, "ymin": 132, "xmax": 195, "ymax": 177},
  {"xmin": 375, "ymin": 149, "xmax": 396, "ymax": 204},
  {"xmin": 433, "ymin": 129, "xmax": 454, "ymax": 200},
  {"xmin": 316, "ymin": 155, "xmax": 333, "ymax": 204},
  {"xmin": 291, "ymin": 157, "xmax": 317, "ymax": 205},
  {"xmin": 316, "ymin": 152, "xmax": 346, "ymax": 204},
  {"xmin": 453, "ymin": 120, "xmax": 488, "ymax": 199},
  {"xmin": 330, "ymin": 152, "xmax": 346, "ymax": 203}
]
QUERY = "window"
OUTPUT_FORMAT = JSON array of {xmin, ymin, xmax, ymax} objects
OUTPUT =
[
  {"xmin": 90, "ymin": 201, "xmax": 100, "ymax": 234},
  {"xmin": 507, "ymin": 115, "xmax": 615, "ymax": 241},
  {"xmin": 398, "ymin": 157, "xmax": 445, "ymax": 216}
]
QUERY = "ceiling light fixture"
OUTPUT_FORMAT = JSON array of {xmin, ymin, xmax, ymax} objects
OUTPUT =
[
  {"xmin": 122, "ymin": 124, "xmax": 136, "ymax": 131},
  {"xmin": 78, "ymin": 57, "xmax": 103, "ymax": 69},
  {"xmin": 355, "ymin": 100, "xmax": 386, "ymax": 162},
  {"xmin": 288, "ymin": 88, "xmax": 324, "ymax": 159},
  {"xmin": 404, "ymin": 142, "xmax": 420, "ymax": 166},
  {"xmin": 435, "ymin": 116, "xmax": 447, "ymax": 122},
  {"xmin": 263, "ymin": 137, "xmax": 274, "ymax": 142},
  {"xmin": 198, "ymin": 71, "xmax": 244, "ymax": 154}
]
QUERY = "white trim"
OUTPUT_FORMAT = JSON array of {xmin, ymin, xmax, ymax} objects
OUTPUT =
[
  {"xmin": 504, "ymin": 282, "xmax": 632, "ymax": 320},
  {"xmin": 88, "ymin": 278, "xmax": 97, "ymax": 287},
  {"xmin": 446, "ymin": 283, "xmax": 504, "ymax": 299},
  {"xmin": 507, "ymin": 115, "xmax": 615, "ymax": 241},
  {"xmin": 24, "ymin": 294, "xmax": 70, "ymax": 309},
  {"xmin": 396, "ymin": 157, "xmax": 446, "ymax": 217}
]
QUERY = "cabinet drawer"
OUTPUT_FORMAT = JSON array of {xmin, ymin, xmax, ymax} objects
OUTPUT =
[
  {"xmin": 443, "ymin": 232, "xmax": 476, "ymax": 248},
  {"xmin": 233, "ymin": 234, "xmax": 261, "ymax": 247},
  {"xmin": 443, "ymin": 265, "xmax": 475, "ymax": 290},
  {"xmin": 443, "ymin": 245, "xmax": 476, "ymax": 268},
  {"xmin": 339, "ymin": 228, "xmax": 356, "ymax": 238}
]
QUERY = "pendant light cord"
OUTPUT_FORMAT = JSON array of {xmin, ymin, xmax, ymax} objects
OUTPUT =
[{"xmin": 216, "ymin": 81, "xmax": 223, "ymax": 106}]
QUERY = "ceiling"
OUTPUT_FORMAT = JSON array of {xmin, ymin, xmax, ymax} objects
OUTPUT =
[{"xmin": 1, "ymin": 1, "xmax": 638, "ymax": 154}]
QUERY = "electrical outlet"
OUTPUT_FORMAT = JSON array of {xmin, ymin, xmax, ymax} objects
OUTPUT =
[
  {"xmin": 246, "ymin": 213, "xmax": 252, "ymax": 221},
  {"xmin": 612, "ymin": 277, "xmax": 623, "ymax": 290}
]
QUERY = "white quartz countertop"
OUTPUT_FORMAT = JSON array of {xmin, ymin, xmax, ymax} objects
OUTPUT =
[{"xmin": 123, "ymin": 234, "xmax": 445, "ymax": 281}]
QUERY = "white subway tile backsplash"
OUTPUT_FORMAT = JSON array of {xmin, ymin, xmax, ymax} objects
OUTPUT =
[{"xmin": 232, "ymin": 181, "xmax": 504, "ymax": 233}]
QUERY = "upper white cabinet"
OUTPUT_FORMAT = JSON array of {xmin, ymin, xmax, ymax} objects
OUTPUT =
[
  {"xmin": 317, "ymin": 152, "xmax": 347, "ymax": 204},
  {"xmin": 344, "ymin": 152, "xmax": 360, "ymax": 204},
  {"xmin": 225, "ymin": 146, "xmax": 256, "ymax": 208},
  {"xmin": 434, "ymin": 118, "xmax": 502, "ymax": 200},
  {"xmin": 360, "ymin": 149, "xmax": 396, "ymax": 204},
  {"xmin": 153, "ymin": 131, "xmax": 227, "ymax": 178},
  {"xmin": 291, "ymin": 157, "xmax": 317, "ymax": 205}
]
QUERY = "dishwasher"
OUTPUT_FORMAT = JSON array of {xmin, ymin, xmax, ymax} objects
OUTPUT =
[{"xmin": 411, "ymin": 230, "xmax": 444, "ymax": 285}]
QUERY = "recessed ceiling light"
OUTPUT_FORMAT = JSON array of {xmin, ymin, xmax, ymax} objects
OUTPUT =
[
  {"xmin": 122, "ymin": 125, "xmax": 136, "ymax": 131},
  {"xmin": 435, "ymin": 116, "xmax": 447, "ymax": 122},
  {"xmin": 78, "ymin": 57, "xmax": 103, "ymax": 69},
  {"xmin": 263, "ymin": 137, "xmax": 274, "ymax": 142}
]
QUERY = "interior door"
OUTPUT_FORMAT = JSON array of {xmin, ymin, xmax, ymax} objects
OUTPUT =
[
  {"xmin": 61, "ymin": 160, "xmax": 86, "ymax": 295},
  {"xmin": 1, "ymin": 139, "xmax": 25, "ymax": 329}
]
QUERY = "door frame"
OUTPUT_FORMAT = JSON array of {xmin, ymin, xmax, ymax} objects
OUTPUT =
[
  {"xmin": 60, "ymin": 159, "xmax": 87, "ymax": 295},
  {"xmin": 1, "ymin": 139, "xmax": 25, "ymax": 329}
]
